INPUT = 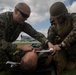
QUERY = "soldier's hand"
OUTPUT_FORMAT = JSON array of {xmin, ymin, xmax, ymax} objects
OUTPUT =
[
  {"xmin": 22, "ymin": 44, "xmax": 34, "ymax": 51},
  {"xmin": 16, "ymin": 44, "xmax": 34, "ymax": 52},
  {"xmin": 54, "ymin": 45, "xmax": 61, "ymax": 51},
  {"xmin": 47, "ymin": 41, "xmax": 54, "ymax": 49},
  {"xmin": 51, "ymin": 45, "xmax": 61, "ymax": 55}
]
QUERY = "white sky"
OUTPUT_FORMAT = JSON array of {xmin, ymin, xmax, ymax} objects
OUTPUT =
[{"xmin": 0, "ymin": 0, "xmax": 76, "ymax": 40}]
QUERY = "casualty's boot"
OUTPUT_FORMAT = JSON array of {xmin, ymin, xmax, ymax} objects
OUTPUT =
[{"xmin": 53, "ymin": 50, "xmax": 67, "ymax": 75}]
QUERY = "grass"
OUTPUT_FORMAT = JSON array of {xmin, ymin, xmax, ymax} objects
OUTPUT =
[
  {"xmin": 0, "ymin": 41, "xmax": 76, "ymax": 75},
  {"xmin": 0, "ymin": 69, "xmax": 76, "ymax": 75},
  {"xmin": 62, "ymin": 69, "xmax": 76, "ymax": 75}
]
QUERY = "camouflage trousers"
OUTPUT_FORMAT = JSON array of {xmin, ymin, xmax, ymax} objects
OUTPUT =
[
  {"xmin": 65, "ymin": 44, "xmax": 76, "ymax": 71},
  {"xmin": 52, "ymin": 44, "xmax": 76, "ymax": 75},
  {"xmin": 53, "ymin": 50, "xmax": 67, "ymax": 75},
  {"xmin": 38, "ymin": 44, "xmax": 76, "ymax": 75}
]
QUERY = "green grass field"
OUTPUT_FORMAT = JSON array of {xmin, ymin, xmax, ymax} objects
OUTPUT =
[
  {"xmin": 0, "ymin": 41, "xmax": 76, "ymax": 75},
  {"xmin": 0, "ymin": 69, "xmax": 76, "ymax": 75}
]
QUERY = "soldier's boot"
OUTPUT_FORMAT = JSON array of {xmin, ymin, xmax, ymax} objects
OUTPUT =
[
  {"xmin": 53, "ymin": 50, "xmax": 67, "ymax": 75},
  {"xmin": 66, "ymin": 61, "xmax": 76, "ymax": 71}
]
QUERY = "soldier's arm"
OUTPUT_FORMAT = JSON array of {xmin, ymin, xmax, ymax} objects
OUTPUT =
[
  {"xmin": 61, "ymin": 16, "xmax": 76, "ymax": 47},
  {"xmin": 0, "ymin": 20, "xmax": 17, "ymax": 52},
  {"xmin": 22, "ymin": 22, "xmax": 54, "ymax": 48},
  {"xmin": 40, "ymin": 25, "xmax": 55, "ymax": 49},
  {"xmin": 22, "ymin": 22, "xmax": 47, "ymax": 44},
  {"xmin": 47, "ymin": 25, "xmax": 56, "ymax": 44},
  {"xmin": 0, "ymin": 21, "xmax": 32, "ymax": 52}
]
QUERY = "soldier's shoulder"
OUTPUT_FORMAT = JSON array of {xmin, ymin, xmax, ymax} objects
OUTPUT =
[
  {"xmin": 0, "ymin": 12, "xmax": 12, "ymax": 25},
  {"xmin": 49, "ymin": 25, "xmax": 56, "ymax": 29},
  {"xmin": 48, "ymin": 25, "xmax": 56, "ymax": 32},
  {"xmin": 0, "ymin": 12, "xmax": 13, "ymax": 19}
]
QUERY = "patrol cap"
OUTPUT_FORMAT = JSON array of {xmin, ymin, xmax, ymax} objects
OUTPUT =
[
  {"xmin": 15, "ymin": 3, "xmax": 31, "ymax": 18},
  {"xmin": 50, "ymin": 2, "xmax": 68, "ymax": 18}
]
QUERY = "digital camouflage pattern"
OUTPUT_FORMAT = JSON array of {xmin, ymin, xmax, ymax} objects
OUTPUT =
[
  {"xmin": 0, "ymin": 12, "xmax": 47, "ymax": 70},
  {"xmin": 47, "ymin": 13, "xmax": 76, "ymax": 74}
]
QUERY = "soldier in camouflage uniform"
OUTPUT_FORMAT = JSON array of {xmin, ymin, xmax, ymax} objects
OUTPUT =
[
  {"xmin": 47, "ymin": 2, "xmax": 76, "ymax": 75},
  {"xmin": 0, "ymin": 2, "xmax": 54, "ymax": 71}
]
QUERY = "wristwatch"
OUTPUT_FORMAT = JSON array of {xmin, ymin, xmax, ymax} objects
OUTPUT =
[
  {"xmin": 45, "ymin": 40, "xmax": 50, "ymax": 47},
  {"xmin": 58, "ymin": 43, "xmax": 63, "ymax": 49}
]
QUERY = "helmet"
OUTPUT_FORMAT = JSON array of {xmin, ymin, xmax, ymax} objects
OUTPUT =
[
  {"xmin": 15, "ymin": 2, "xmax": 31, "ymax": 16},
  {"xmin": 50, "ymin": 2, "xmax": 68, "ymax": 18}
]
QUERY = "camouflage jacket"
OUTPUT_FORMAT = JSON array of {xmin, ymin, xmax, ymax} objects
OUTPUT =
[
  {"xmin": 0, "ymin": 12, "xmax": 47, "ymax": 51},
  {"xmin": 48, "ymin": 13, "xmax": 76, "ymax": 47}
]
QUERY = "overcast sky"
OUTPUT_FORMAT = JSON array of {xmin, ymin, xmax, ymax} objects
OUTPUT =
[{"xmin": 0, "ymin": 0, "xmax": 76, "ymax": 40}]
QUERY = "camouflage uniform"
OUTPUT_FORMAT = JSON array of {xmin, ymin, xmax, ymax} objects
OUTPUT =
[
  {"xmin": 0, "ymin": 12, "xmax": 47, "ymax": 70},
  {"xmin": 47, "ymin": 2, "xmax": 76, "ymax": 75},
  {"xmin": 48, "ymin": 13, "xmax": 76, "ymax": 74}
]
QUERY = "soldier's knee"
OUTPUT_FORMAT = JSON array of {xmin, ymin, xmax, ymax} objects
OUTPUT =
[{"xmin": 20, "ymin": 52, "xmax": 38, "ymax": 71}]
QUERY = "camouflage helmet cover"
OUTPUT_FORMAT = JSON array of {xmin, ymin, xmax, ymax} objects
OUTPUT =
[{"xmin": 50, "ymin": 2, "xmax": 68, "ymax": 18}]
